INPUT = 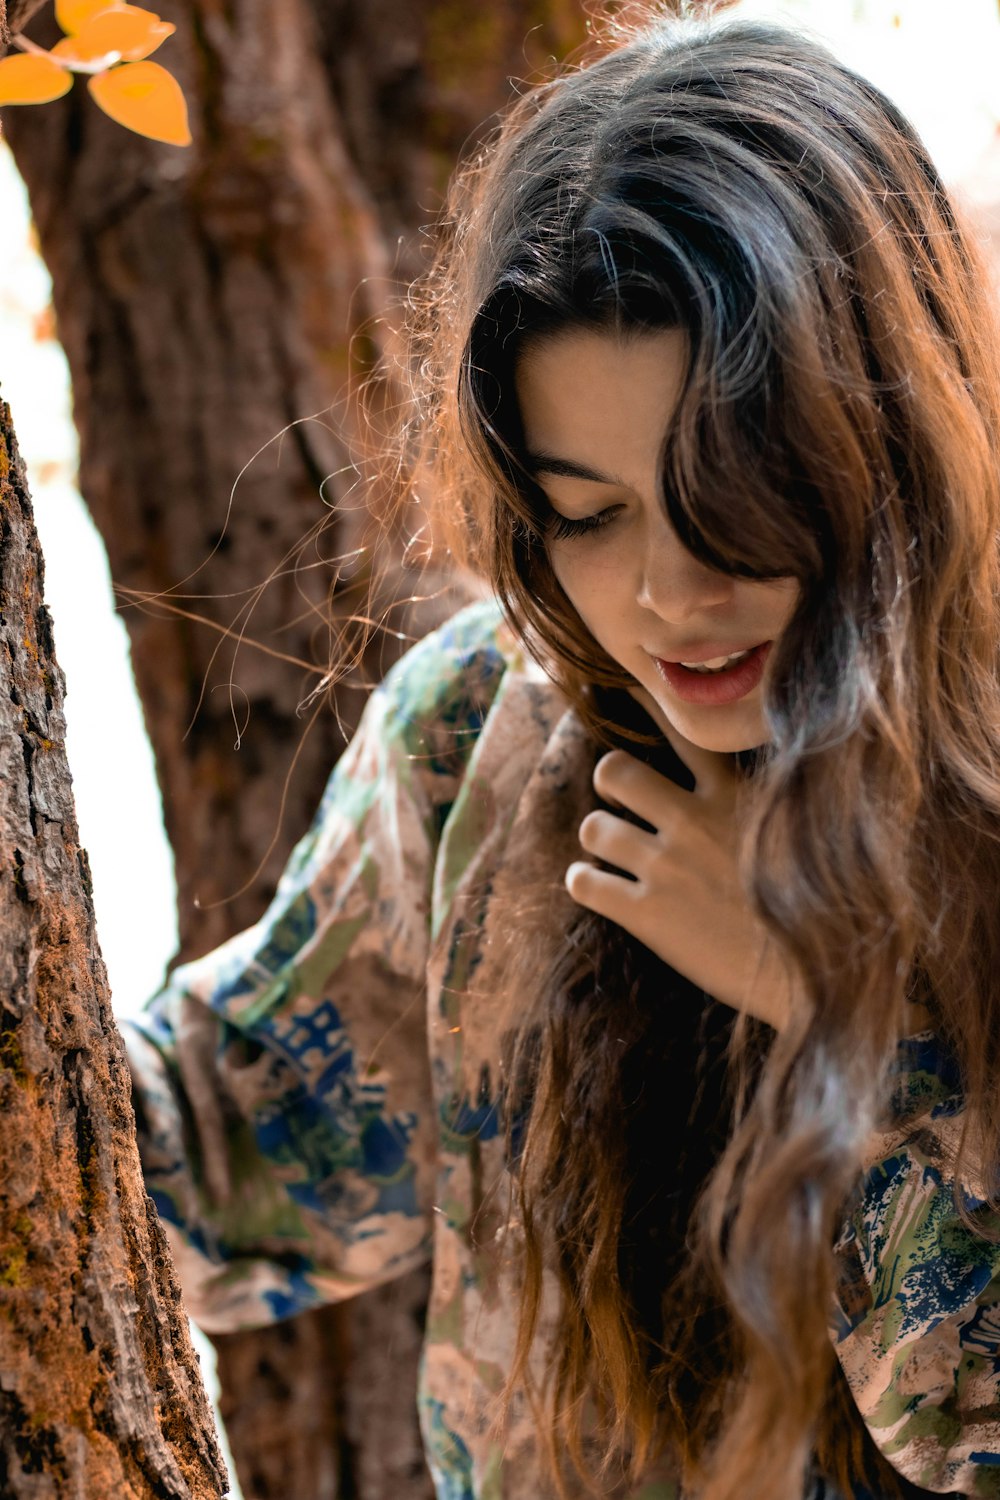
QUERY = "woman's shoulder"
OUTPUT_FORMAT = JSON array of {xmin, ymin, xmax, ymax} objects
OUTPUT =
[
  {"xmin": 376, "ymin": 596, "xmax": 549, "ymax": 764},
  {"xmin": 382, "ymin": 597, "xmax": 518, "ymax": 708}
]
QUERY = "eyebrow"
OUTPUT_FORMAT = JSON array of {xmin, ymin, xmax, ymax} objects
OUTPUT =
[{"xmin": 525, "ymin": 451, "xmax": 627, "ymax": 487}]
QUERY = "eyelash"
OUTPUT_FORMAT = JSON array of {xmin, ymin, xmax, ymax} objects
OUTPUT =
[{"xmin": 546, "ymin": 506, "xmax": 620, "ymax": 541}]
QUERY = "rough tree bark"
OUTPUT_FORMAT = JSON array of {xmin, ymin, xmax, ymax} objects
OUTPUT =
[
  {"xmin": 0, "ymin": 393, "xmax": 229, "ymax": 1496},
  {"xmin": 2, "ymin": 2, "xmax": 589, "ymax": 1497}
]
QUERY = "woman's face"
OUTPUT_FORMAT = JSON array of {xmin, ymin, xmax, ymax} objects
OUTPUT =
[{"xmin": 515, "ymin": 326, "xmax": 799, "ymax": 758}]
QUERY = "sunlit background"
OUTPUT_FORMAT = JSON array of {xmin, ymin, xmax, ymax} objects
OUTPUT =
[{"xmin": 1, "ymin": 1, "xmax": 998, "ymax": 1493}]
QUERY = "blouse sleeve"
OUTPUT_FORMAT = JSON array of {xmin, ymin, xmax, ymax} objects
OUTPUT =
[
  {"xmin": 831, "ymin": 1033, "xmax": 1000, "ymax": 1497},
  {"xmin": 124, "ymin": 604, "xmax": 507, "ymax": 1334}
]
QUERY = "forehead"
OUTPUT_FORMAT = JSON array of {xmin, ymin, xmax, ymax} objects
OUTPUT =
[{"xmin": 515, "ymin": 327, "xmax": 688, "ymax": 482}]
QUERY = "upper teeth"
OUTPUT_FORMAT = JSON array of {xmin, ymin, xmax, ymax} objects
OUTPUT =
[{"xmin": 680, "ymin": 648, "xmax": 754, "ymax": 673}]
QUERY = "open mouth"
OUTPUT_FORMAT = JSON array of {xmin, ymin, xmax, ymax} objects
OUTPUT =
[
  {"xmin": 653, "ymin": 642, "xmax": 771, "ymax": 706},
  {"xmin": 677, "ymin": 646, "xmax": 757, "ymax": 675}
]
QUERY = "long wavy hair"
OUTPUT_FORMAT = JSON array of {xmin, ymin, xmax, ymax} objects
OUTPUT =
[{"xmin": 394, "ymin": 8, "xmax": 1000, "ymax": 1498}]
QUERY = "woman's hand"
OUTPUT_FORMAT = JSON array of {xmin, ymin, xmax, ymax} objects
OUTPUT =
[{"xmin": 566, "ymin": 749, "xmax": 798, "ymax": 1031}]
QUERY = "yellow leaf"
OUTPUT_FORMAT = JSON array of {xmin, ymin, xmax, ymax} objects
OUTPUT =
[
  {"xmin": 0, "ymin": 54, "xmax": 73, "ymax": 106},
  {"xmin": 88, "ymin": 60, "xmax": 191, "ymax": 146},
  {"xmin": 53, "ymin": 8, "xmax": 175, "ymax": 67},
  {"xmin": 55, "ymin": 0, "xmax": 125, "ymax": 35}
]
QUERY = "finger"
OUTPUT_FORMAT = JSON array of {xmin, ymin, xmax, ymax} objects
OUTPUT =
[
  {"xmin": 597, "ymin": 745, "xmax": 738, "ymax": 816},
  {"xmin": 594, "ymin": 750, "xmax": 688, "ymax": 826},
  {"xmin": 578, "ymin": 808, "xmax": 658, "ymax": 875},
  {"xmin": 565, "ymin": 860, "xmax": 643, "ymax": 925}
]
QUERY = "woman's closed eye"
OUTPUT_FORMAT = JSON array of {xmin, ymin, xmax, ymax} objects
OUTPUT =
[{"xmin": 546, "ymin": 505, "xmax": 622, "ymax": 541}]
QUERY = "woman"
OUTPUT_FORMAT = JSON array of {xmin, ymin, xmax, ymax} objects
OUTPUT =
[{"xmin": 126, "ymin": 10, "xmax": 1000, "ymax": 1498}]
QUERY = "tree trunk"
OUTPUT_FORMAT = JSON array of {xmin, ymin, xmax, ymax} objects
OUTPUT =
[
  {"xmin": 2, "ymin": 2, "xmax": 588, "ymax": 1497},
  {"xmin": 0, "ymin": 395, "xmax": 228, "ymax": 1498}
]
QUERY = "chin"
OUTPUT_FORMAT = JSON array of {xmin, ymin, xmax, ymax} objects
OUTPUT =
[
  {"xmin": 687, "ymin": 724, "xmax": 771, "ymax": 753},
  {"xmin": 673, "ymin": 707, "xmax": 772, "ymax": 754},
  {"xmin": 635, "ymin": 684, "xmax": 770, "ymax": 755}
]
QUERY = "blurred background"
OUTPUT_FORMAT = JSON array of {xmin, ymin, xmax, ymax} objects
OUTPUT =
[{"xmin": 2, "ymin": 1, "xmax": 998, "ymax": 1497}]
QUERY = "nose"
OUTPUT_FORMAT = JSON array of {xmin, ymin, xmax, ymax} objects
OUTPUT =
[{"xmin": 635, "ymin": 510, "xmax": 735, "ymax": 621}]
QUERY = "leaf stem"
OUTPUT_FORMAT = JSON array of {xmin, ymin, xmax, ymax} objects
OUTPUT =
[{"xmin": 9, "ymin": 30, "xmax": 122, "ymax": 74}]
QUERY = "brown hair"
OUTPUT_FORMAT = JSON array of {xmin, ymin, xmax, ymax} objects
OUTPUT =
[{"xmin": 394, "ymin": 8, "xmax": 1000, "ymax": 1497}]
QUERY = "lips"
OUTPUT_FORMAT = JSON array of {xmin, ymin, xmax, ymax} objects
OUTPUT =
[{"xmin": 652, "ymin": 641, "xmax": 772, "ymax": 706}]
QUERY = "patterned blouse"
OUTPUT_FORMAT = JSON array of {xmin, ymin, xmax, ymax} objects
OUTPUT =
[{"xmin": 126, "ymin": 601, "xmax": 1000, "ymax": 1499}]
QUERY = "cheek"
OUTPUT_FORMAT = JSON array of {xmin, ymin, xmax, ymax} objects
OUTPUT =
[
  {"xmin": 548, "ymin": 548, "xmax": 610, "ymax": 646},
  {"xmin": 728, "ymin": 576, "xmax": 796, "ymax": 628},
  {"xmin": 547, "ymin": 543, "xmax": 626, "ymax": 625},
  {"xmin": 546, "ymin": 544, "xmax": 576, "ymax": 601},
  {"xmin": 758, "ymin": 579, "xmax": 800, "ymax": 630}
]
